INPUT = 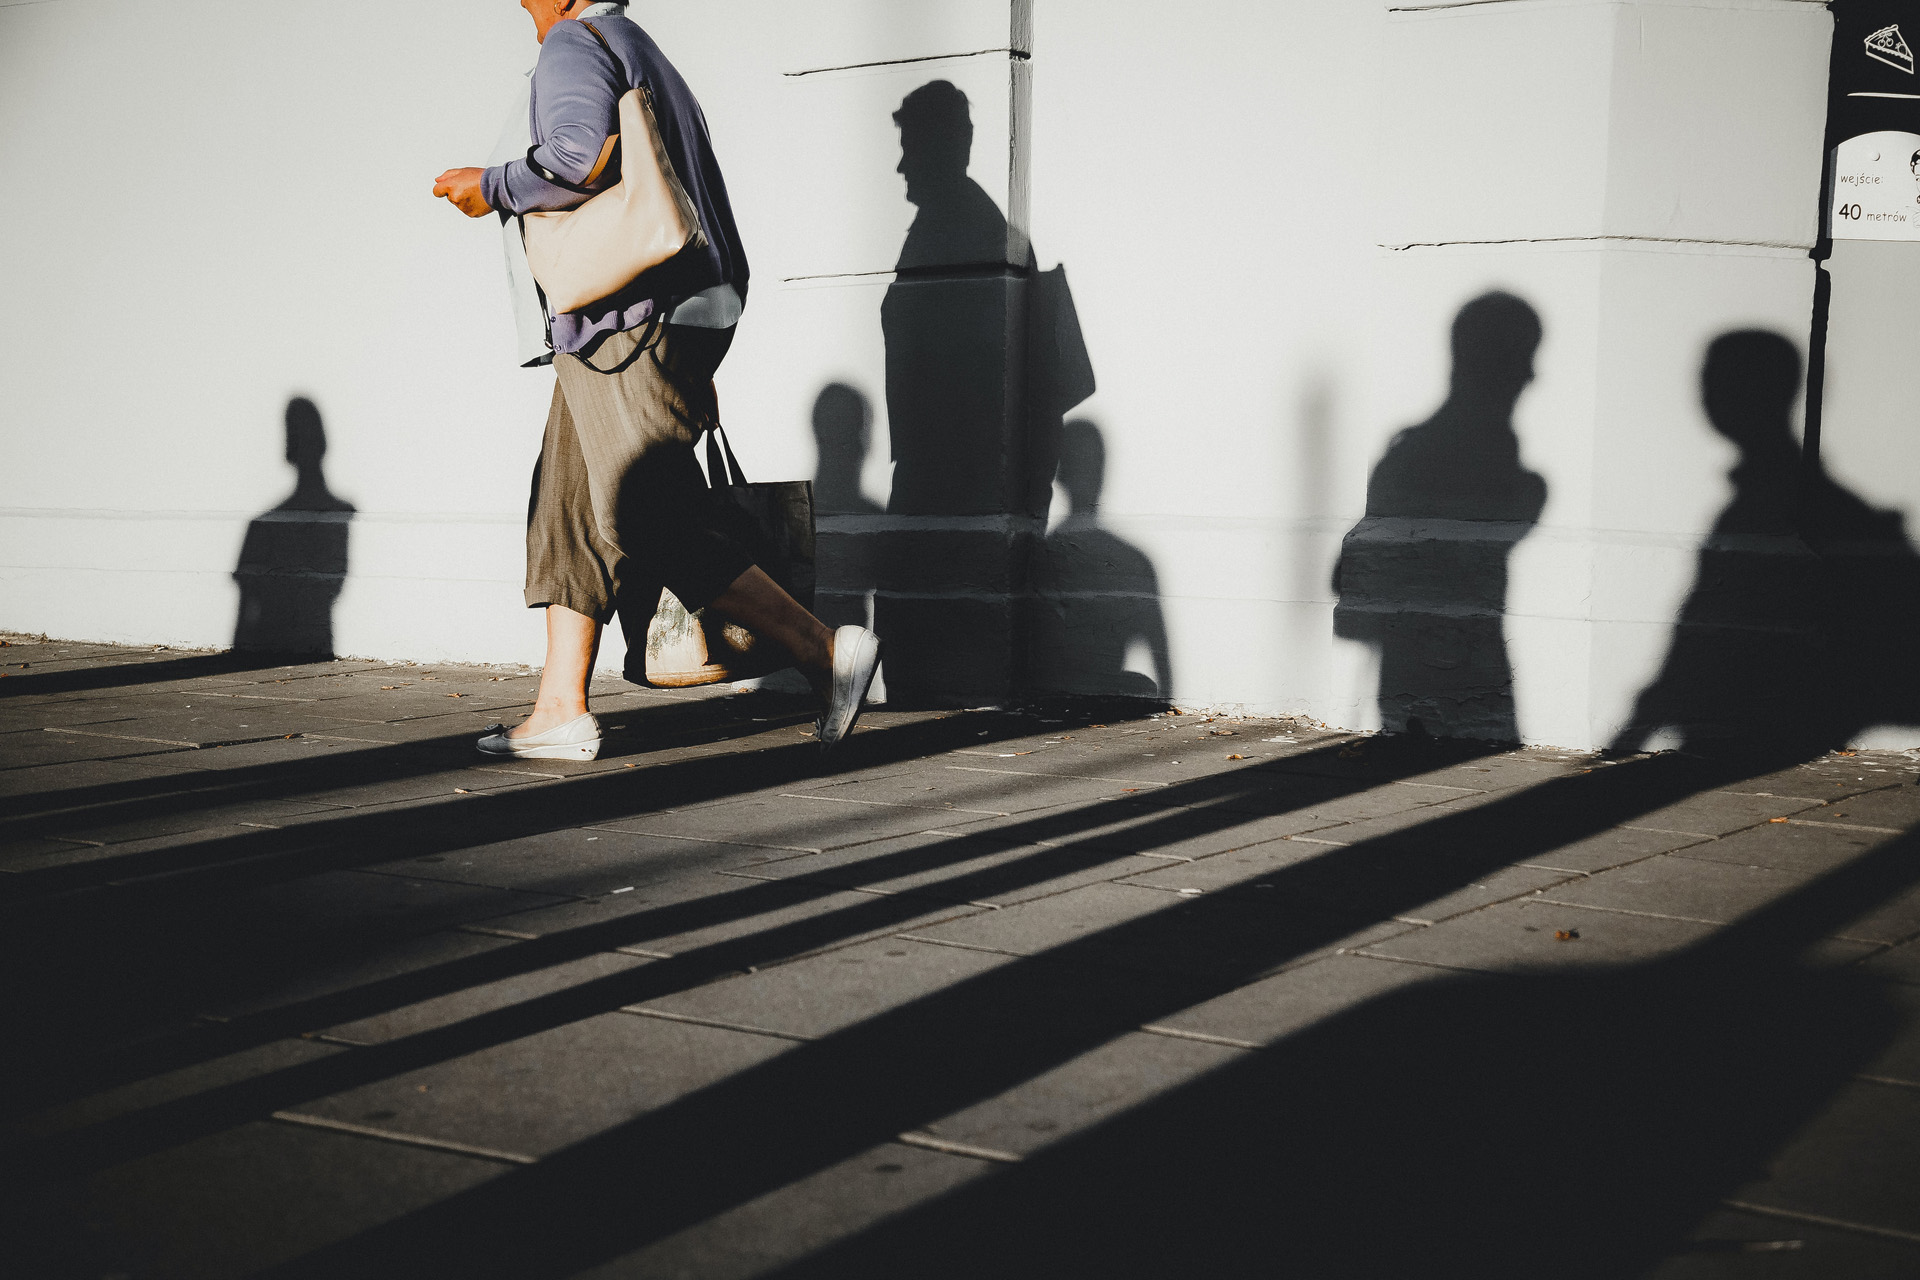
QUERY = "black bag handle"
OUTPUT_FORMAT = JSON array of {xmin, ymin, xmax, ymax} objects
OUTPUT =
[{"xmin": 704, "ymin": 424, "xmax": 748, "ymax": 489}]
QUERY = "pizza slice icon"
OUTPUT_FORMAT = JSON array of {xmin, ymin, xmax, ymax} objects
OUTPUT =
[{"xmin": 1867, "ymin": 24, "xmax": 1915, "ymax": 75}]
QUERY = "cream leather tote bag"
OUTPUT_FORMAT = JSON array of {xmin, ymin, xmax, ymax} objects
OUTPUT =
[{"xmin": 521, "ymin": 44, "xmax": 707, "ymax": 315}]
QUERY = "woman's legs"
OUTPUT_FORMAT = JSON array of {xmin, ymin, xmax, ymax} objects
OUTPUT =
[
  {"xmin": 708, "ymin": 566, "xmax": 836, "ymax": 693},
  {"xmin": 510, "ymin": 603, "xmax": 602, "ymax": 738}
]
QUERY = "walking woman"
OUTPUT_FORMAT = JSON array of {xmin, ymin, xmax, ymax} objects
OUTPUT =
[{"xmin": 433, "ymin": 0, "xmax": 880, "ymax": 759}]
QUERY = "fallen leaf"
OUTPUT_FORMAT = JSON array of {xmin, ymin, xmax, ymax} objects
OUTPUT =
[
  {"xmin": 1769, "ymin": 817, "xmax": 1789, "ymax": 824},
  {"xmin": 1554, "ymin": 930, "xmax": 1580, "ymax": 941},
  {"xmin": 1836, "ymin": 750, "xmax": 1858, "ymax": 757},
  {"xmin": 625, "ymin": 763, "xmax": 637, "ymax": 769},
  {"xmin": 446, "ymin": 692, "xmax": 466, "ymax": 698},
  {"xmin": 455, "ymin": 788, "xmax": 471, "ymax": 794},
  {"xmin": 1227, "ymin": 754, "xmax": 1247, "ymax": 760},
  {"xmin": 1090, "ymin": 724, "xmax": 1107, "ymax": 729}
]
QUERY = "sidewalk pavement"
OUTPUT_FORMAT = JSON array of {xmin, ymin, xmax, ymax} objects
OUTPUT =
[{"xmin": 5, "ymin": 633, "xmax": 1920, "ymax": 1279}]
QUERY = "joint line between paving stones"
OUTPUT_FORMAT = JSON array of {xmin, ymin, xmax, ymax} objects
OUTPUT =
[
  {"xmin": 943, "ymin": 765, "xmax": 1169, "ymax": 787},
  {"xmin": 895, "ymin": 1130, "xmax": 1023, "ymax": 1164},
  {"xmin": 580, "ymin": 826, "xmax": 824, "ymax": 857},
  {"xmin": 619, "ymin": 1006, "xmax": 815, "ymax": 1044},
  {"xmin": 1856, "ymin": 1072, "xmax": 1920, "ymax": 1092},
  {"xmin": 1533, "ymin": 898, "xmax": 1726, "ymax": 927},
  {"xmin": 1719, "ymin": 1199, "xmax": 1920, "ymax": 1247},
  {"xmin": 1138, "ymin": 1023, "xmax": 1259, "ymax": 1051},
  {"xmin": 778, "ymin": 793, "xmax": 1009, "ymax": 816},
  {"xmin": 1788, "ymin": 818, "xmax": 1908, "ymax": 836},
  {"xmin": 896, "ymin": 933, "xmax": 1030, "ymax": 960},
  {"xmin": 269, "ymin": 1110, "xmax": 537, "ymax": 1166}
]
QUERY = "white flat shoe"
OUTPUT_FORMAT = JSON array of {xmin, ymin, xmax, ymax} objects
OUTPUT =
[
  {"xmin": 477, "ymin": 712, "xmax": 602, "ymax": 760},
  {"xmin": 817, "ymin": 626, "xmax": 882, "ymax": 748}
]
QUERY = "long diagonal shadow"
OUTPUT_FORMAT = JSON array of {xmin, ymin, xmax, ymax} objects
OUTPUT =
[
  {"xmin": 231, "ymin": 749, "xmax": 1868, "ymax": 1277},
  {"xmin": 9, "ymin": 735, "xmax": 1486, "ymax": 1137},
  {"xmin": 763, "ymin": 825, "xmax": 1920, "ymax": 1279},
  {"xmin": 0, "ymin": 651, "xmax": 303, "ymax": 702},
  {"xmin": 0, "ymin": 691, "xmax": 825, "ymax": 843},
  {"xmin": 29, "ymin": 742, "xmax": 1851, "ymax": 1274}
]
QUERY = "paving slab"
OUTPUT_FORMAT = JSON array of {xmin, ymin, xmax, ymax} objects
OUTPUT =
[
  {"xmin": 1544, "ymin": 854, "xmax": 1920, "ymax": 945},
  {"xmin": 1542, "ymin": 855, "xmax": 1816, "ymax": 925},
  {"xmin": 0, "ymin": 729, "xmax": 196, "ymax": 771},
  {"xmin": 24, "ymin": 1035, "xmax": 347, "ymax": 1137},
  {"xmin": 1359, "ymin": 898, "xmax": 1723, "ymax": 973},
  {"xmin": 206, "ymin": 870, "xmax": 570, "ymax": 949},
  {"xmin": 0, "ymin": 835, "xmax": 103, "ymax": 872},
  {"xmin": 369, "ymin": 826, "xmax": 788, "ymax": 899},
  {"xmin": 1143, "ymin": 952, "xmax": 1448, "ymax": 1046},
  {"xmin": 914, "ymin": 1030, "xmax": 1244, "ymax": 1159},
  {"xmin": 592, "ymin": 790, "xmax": 1008, "ymax": 854},
  {"xmin": 322, "ymin": 949, "xmax": 653, "ymax": 1044},
  {"xmin": 957, "ymin": 793, "xmax": 1340, "ymax": 858},
  {"xmin": 1856, "ymin": 981, "xmax": 1920, "ymax": 1087},
  {"xmin": 635, "ymin": 936, "xmax": 1016, "ymax": 1039},
  {"xmin": 199, "ymin": 927, "xmax": 520, "ymax": 1022},
  {"xmin": 904, "ymin": 880, "xmax": 1418, "ymax": 980},
  {"xmin": 0, "ymin": 755, "xmax": 208, "ymax": 802},
  {"xmin": 1644, "ymin": 1206, "xmax": 1920, "ymax": 1280},
  {"xmin": 60, "ymin": 1120, "xmax": 506, "ymax": 1280},
  {"xmin": 1129, "ymin": 768, "xmax": 1467, "ymax": 823},
  {"xmin": 1679, "ymin": 820, "xmax": 1897, "ymax": 876},
  {"xmin": 1723, "ymin": 1079, "xmax": 1920, "ymax": 1238},
  {"xmin": 737, "ymin": 826, "xmax": 1173, "ymax": 908},
  {"xmin": 293, "ymin": 1010, "xmax": 793, "ymax": 1158},
  {"xmin": 578, "ymin": 1141, "xmax": 992, "ymax": 1280},
  {"xmin": 793, "ymin": 759, "xmax": 1168, "ymax": 817},
  {"xmin": 493, "ymin": 867, "xmax": 978, "ymax": 964},
  {"xmin": 1788, "ymin": 784, "xmax": 1920, "ymax": 831},
  {"xmin": 1628, "ymin": 789, "xmax": 1830, "ymax": 838}
]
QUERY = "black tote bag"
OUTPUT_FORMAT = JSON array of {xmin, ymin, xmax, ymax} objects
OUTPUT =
[{"xmin": 639, "ymin": 426, "xmax": 815, "ymax": 687}]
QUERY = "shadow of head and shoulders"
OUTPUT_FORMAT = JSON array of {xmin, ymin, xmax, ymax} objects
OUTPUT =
[
  {"xmin": 1334, "ymin": 292, "xmax": 1547, "ymax": 743},
  {"xmin": 892, "ymin": 79, "xmax": 1009, "ymax": 271},
  {"xmin": 232, "ymin": 398, "xmax": 354, "ymax": 655},
  {"xmin": 1030, "ymin": 420, "xmax": 1171, "ymax": 700},
  {"xmin": 1614, "ymin": 330, "xmax": 1920, "ymax": 756}
]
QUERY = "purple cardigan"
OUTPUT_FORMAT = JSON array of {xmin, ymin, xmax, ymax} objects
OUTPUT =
[{"xmin": 482, "ymin": 14, "xmax": 749, "ymax": 355}]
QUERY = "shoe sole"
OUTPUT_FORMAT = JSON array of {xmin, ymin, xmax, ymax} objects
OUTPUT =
[
  {"xmin": 476, "ymin": 740, "xmax": 602, "ymax": 761},
  {"xmin": 821, "ymin": 631, "xmax": 882, "ymax": 747}
]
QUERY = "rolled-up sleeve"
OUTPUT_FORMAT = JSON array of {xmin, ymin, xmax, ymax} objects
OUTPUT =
[{"xmin": 482, "ymin": 22, "xmax": 624, "ymax": 216}]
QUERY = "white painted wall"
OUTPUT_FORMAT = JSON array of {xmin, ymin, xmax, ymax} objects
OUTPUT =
[{"xmin": 0, "ymin": 0, "xmax": 1859, "ymax": 747}]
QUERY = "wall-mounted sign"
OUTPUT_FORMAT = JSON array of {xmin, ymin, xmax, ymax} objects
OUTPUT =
[
  {"xmin": 1865, "ymin": 23, "xmax": 1915, "ymax": 75},
  {"xmin": 1829, "ymin": 130, "xmax": 1920, "ymax": 240}
]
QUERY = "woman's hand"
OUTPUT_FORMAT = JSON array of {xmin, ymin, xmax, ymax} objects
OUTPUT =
[{"xmin": 433, "ymin": 168, "xmax": 493, "ymax": 218}]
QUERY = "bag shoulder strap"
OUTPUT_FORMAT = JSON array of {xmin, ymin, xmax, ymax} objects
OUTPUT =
[{"xmin": 524, "ymin": 20, "xmax": 627, "ymax": 195}]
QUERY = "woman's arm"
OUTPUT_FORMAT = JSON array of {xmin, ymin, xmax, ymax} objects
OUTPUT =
[{"xmin": 481, "ymin": 21, "xmax": 625, "ymax": 216}]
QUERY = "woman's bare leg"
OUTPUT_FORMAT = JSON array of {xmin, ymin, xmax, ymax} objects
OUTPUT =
[
  {"xmin": 708, "ymin": 566, "xmax": 835, "ymax": 692},
  {"xmin": 511, "ymin": 603, "xmax": 602, "ymax": 738}
]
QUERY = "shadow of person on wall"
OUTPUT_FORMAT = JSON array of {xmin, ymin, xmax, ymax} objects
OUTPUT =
[
  {"xmin": 1613, "ymin": 330, "xmax": 1920, "ymax": 757},
  {"xmin": 1028, "ymin": 420, "xmax": 1171, "ymax": 700},
  {"xmin": 812, "ymin": 383, "xmax": 884, "ymax": 520},
  {"xmin": 878, "ymin": 79, "xmax": 1099, "ymax": 704},
  {"xmin": 232, "ymin": 397, "xmax": 354, "ymax": 656},
  {"xmin": 809, "ymin": 383, "xmax": 885, "ymax": 644},
  {"xmin": 1333, "ymin": 292, "xmax": 1547, "ymax": 742}
]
